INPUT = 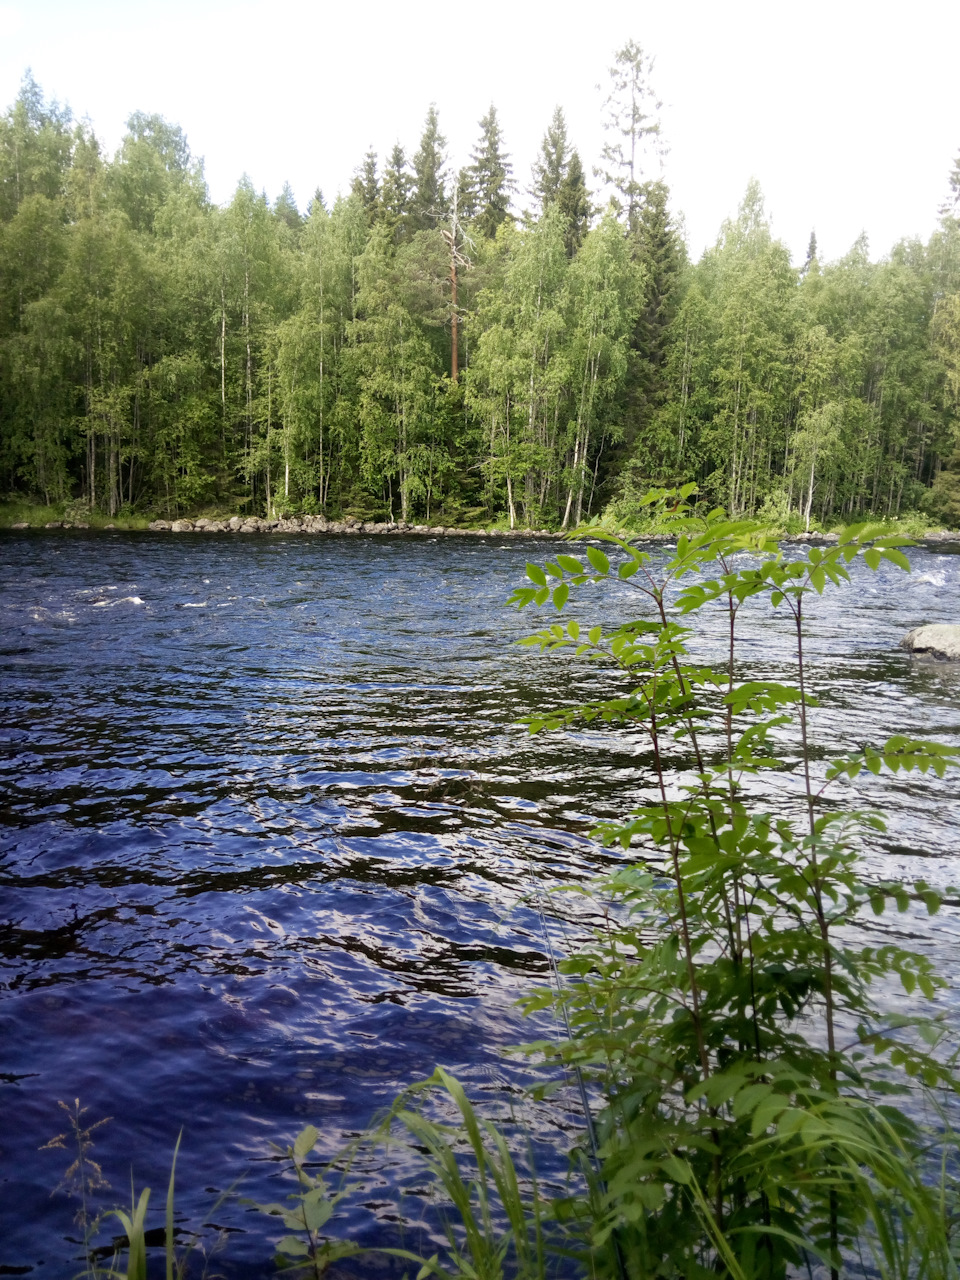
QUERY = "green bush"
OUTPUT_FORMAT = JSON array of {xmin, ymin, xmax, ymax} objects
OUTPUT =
[{"xmin": 509, "ymin": 489, "xmax": 960, "ymax": 1278}]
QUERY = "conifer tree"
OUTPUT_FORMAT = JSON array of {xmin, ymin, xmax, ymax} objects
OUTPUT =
[
  {"xmin": 530, "ymin": 106, "xmax": 570, "ymax": 213},
  {"xmin": 633, "ymin": 181, "xmax": 684, "ymax": 376},
  {"xmin": 410, "ymin": 105, "xmax": 447, "ymax": 232},
  {"xmin": 596, "ymin": 39, "xmax": 662, "ymax": 233},
  {"xmin": 380, "ymin": 143, "xmax": 413, "ymax": 241},
  {"xmin": 352, "ymin": 148, "xmax": 379, "ymax": 218},
  {"xmin": 273, "ymin": 182, "xmax": 302, "ymax": 233},
  {"xmin": 939, "ymin": 149, "xmax": 960, "ymax": 220},
  {"xmin": 455, "ymin": 164, "xmax": 478, "ymax": 221},
  {"xmin": 556, "ymin": 150, "xmax": 591, "ymax": 256},
  {"xmin": 468, "ymin": 105, "xmax": 513, "ymax": 239},
  {"xmin": 802, "ymin": 230, "xmax": 819, "ymax": 275}
]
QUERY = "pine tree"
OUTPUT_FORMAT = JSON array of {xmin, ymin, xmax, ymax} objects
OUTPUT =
[
  {"xmin": 468, "ymin": 105, "xmax": 513, "ymax": 239},
  {"xmin": 530, "ymin": 106, "xmax": 570, "ymax": 213},
  {"xmin": 410, "ymin": 105, "xmax": 447, "ymax": 232},
  {"xmin": 556, "ymin": 151, "xmax": 591, "ymax": 256},
  {"xmin": 596, "ymin": 39, "xmax": 663, "ymax": 233}
]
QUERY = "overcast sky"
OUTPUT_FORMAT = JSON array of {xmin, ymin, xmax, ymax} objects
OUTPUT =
[{"xmin": 1, "ymin": 0, "xmax": 957, "ymax": 265}]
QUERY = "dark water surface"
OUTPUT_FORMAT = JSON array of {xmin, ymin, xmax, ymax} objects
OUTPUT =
[{"xmin": 2, "ymin": 531, "xmax": 959, "ymax": 1274}]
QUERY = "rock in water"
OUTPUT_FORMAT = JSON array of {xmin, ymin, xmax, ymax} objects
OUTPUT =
[{"xmin": 901, "ymin": 625, "xmax": 960, "ymax": 660}]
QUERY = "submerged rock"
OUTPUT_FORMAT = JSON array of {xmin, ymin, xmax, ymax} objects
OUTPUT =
[{"xmin": 901, "ymin": 624, "xmax": 960, "ymax": 661}]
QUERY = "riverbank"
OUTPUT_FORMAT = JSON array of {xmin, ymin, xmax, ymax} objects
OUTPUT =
[{"xmin": 3, "ymin": 502, "xmax": 958, "ymax": 544}]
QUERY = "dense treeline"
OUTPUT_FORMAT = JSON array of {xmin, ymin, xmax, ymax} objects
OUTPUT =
[{"xmin": 2, "ymin": 46, "xmax": 960, "ymax": 528}]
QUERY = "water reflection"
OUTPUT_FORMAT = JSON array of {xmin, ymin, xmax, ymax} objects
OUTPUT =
[{"xmin": 0, "ymin": 531, "xmax": 958, "ymax": 1274}]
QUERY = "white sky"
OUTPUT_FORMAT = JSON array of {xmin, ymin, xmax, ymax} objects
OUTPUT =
[{"xmin": 1, "ymin": 0, "xmax": 957, "ymax": 266}]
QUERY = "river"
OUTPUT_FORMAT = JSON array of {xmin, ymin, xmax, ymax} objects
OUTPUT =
[{"xmin": 1, "ymin": 530, "xmax": 959, "ymax": 1275}]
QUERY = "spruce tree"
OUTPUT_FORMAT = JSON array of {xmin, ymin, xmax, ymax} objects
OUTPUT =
[
  {"xmin": 351, "ymin": 148, "xmax": 379, "ymax": 218},
  {"xmin": 530, "ymin": 106, "xmax": 570, "ymax": 213},
  {"xmin": 801, "ymin": 230, "xmax": 818, "ymax": 277},
  {"xmin": 410, "ymin": 105, "xmax": 447, "ymax": 232},
  {"xmin": 273, "ymin": 182, "xmax": 303, "ymax": 233},
  {"xmin": 455, "ymin": 164, "xmax": 478, "ymax": 222},
  {"xmin": 468, "ymin": 105, "xmax": 513, "ymax": 239},
  {"xmin": 633, "ymin": 181, "xmax": 684, "ymax": 387},
  {"xmin": 940, "ymin": 149, "xmax": 960, "ymax": 220},
  {"xmin": 611, "ymin": 180, "xmax": 685, "ymax": 495},
  {"xmin": 380, "ymin": 143, "xmax": 413, "ymax": 241},
  {"xmin": 556, "ymin": 150, "xmax": 591, "ymax": 256}
]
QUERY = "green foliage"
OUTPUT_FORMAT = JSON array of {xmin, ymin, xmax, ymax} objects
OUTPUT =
[
  {"xmin": 253, "ymin": 1124, "xmax": 364, "ymax": 1277},
  {"xmin": 509, "ymin": 487, "xmax": 960, "ymax": 1277},
  {"xmin": 256, "ymin": 1068, "xmax": 553, "ymax": 1280},
  {"xmin": 3, "ymin": 68, "xmax": 957, "ymax": 527}
]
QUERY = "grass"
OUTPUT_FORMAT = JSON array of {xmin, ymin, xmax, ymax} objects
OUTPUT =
[{"xmin": 0, "ymin": 499, "xmax": 151, "ymax": 530}]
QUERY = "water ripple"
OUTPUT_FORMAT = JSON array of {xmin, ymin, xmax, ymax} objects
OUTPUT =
[{"xmin": 0, "ymin": 531, "xmax": 958, "ymax": 1274}]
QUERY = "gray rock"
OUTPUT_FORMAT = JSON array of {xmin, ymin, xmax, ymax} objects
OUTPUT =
[
  {"xmin": 148, "ymin": 520, "xmax": 170, "ymax": 530},
  {"xmin": 901, "ymin": 624, "xmax": 960, "ymax": 661},
  {"xmin": 11, "ymin": 521, "xmax": 29, "ymax": 529},
  {"xmin": 228, "ymin": 516, "xmax": 243, "ymax": 531},
  {"xmin": 171, "ymin": 520, "xmax": 194, "ymax": 532}
]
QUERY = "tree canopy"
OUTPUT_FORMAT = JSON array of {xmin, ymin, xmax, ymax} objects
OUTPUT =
[{"xmin": 1, "ymin": 62, "xmax": 958, "ymax": 529}]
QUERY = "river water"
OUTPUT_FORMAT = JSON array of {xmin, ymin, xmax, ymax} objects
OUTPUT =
[{"xmin": 1, "ymin": 531, "xmax": 959, "ymax": 1275}]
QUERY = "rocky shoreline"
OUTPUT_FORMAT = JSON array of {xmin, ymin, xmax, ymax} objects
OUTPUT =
[{"xmin": 8, "ymin": 515, "xmax": 959, "ymax": 545}]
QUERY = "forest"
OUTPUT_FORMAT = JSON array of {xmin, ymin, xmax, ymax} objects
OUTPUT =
[{"xmin": 2, "ymin": 44, "xmax": 960, "ymax": 530}]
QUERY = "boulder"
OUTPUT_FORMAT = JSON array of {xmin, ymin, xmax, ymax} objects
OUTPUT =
[
  {"xmin": 228, "ymin": 516, "xmax": 243, "ymax": 531},
  {"xmin": 148, "ymin": 520, "xmax": 170, "ymax": 530},
  {"xmin": 171, "ymin": 519, "xmax": 194, "ymax": 532},
  {"xmin": 11, "ymin": 521, "xmax": 29, "ymax": 529},
  {"xmin": 901, "ymin": 625, "xmax": 960, "ymax": 661}
]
